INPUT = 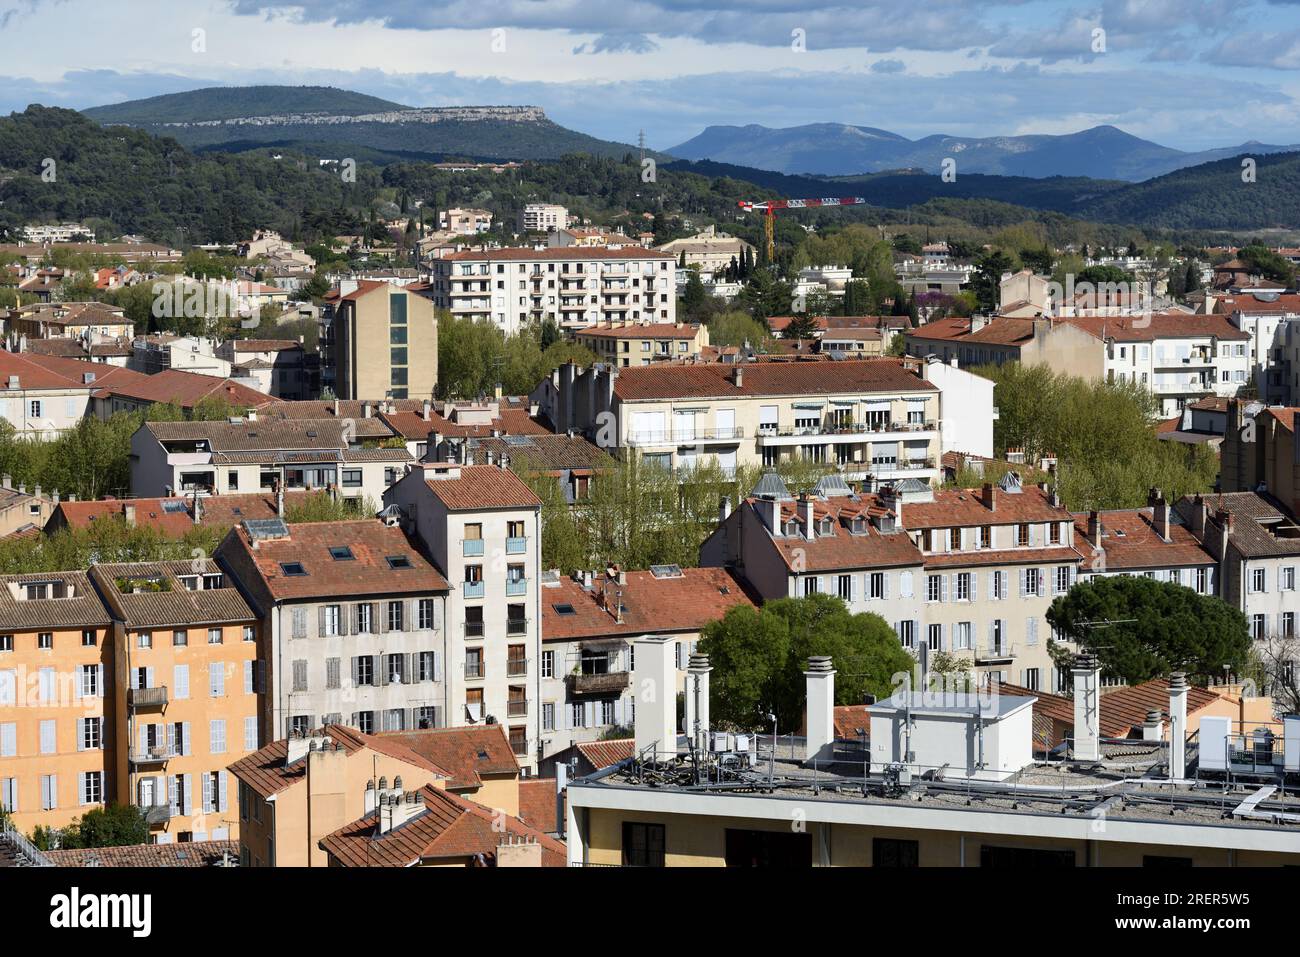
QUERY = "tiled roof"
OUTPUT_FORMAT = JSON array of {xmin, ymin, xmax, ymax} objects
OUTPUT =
[
  {"xmin": 468, "ymin": 434, "xmax": 614, "ymax": 472},
  {"xmin": 1216, "ymin": 293, "xmax": 1300, "ymax": 315},
  {"xmin": 23, "ymin": 354, "xmax": 272, "ymax": 408},
  {"xmin": 612, "ymin": 358, "xmax": 935, "ymax": 401},
  {"xmin": 516, "ymin": 778, "xmax": 561, "ymax": 835},
  {"xmin": 44, "ymin": 840, "xmax": 238, "ymax": 868},
  {"xmin": 441, "ymin": 246, "xmax": 671, "ymax": 262},
  {"xmin": 50, "ymin": 497, "xmax": 199, "ymax": 536},
  {"xmin": 229, "ymin": 339, "xmax": 302, "ymax": 352},
  {"xmin": 0, "ymin": 350, "xmax": 100, "ymax": 391},
  {"xmin": 0, "ymin": 571, "xmax": 111, "ymax": 631},
  {"xmin": 380, "ymin": 404, "xmax": 551, "ymax": 440},
  {"xmin": 578, "ymin": 323, "xmax": 700, "ymax": 340},
  {"xmin": 228, "ymin": 724, "xmax": 448, "ymax": 800},
  {"xmin": 319, "ymin": 783, "xmax": 566, "ymax": 867},
  {"xmin": 421, "ymin": 465, "xmax": 542, "ymax": 511},
  {"xmin": 542, "ymin": 567, "xmax": 756, "ymax": 642},
  {"xmin": 833, "ymin": 705, "xmax": 872, "ymax": 740},
  {"xmin": 575, "ymin": 738, "xmax": 634, "ymax": 770},
  {"xmin": 223, "ymin": 519, "xmax": 449, "ymax": 601},
  {"xmin": 89, "ymin": 560, "xmax": 255, "ymax": 628},
  {"xmin": 372, "ymin": 725, "xmax": 518, "ymax": 790},
  {"xmin": 1175, "ymin": 491, "xmax": 1300, "ymax": 558},
  {"xmin": 922, "ymin": 546, "xmax": 1082, "ymax": 569},
  {"xmin": 907, "ymin": 316, "xmax": 1036, "ymax": 347},
  {"xmin": 761, "ymin": 497, "xmax": 925, "ymax": 573},
  {"xmin": 1061, "ymin": 313, "xmax": 1250, "ymax": 342},
  {"xmin": 145, "ymin": 418, "xmax": 351, "ymax": 452},
  {"xmin": 1097, "ymin": 680, "xmax": 1222, "ymax": 737},
  {"xmin": 902, "ymin": 484, "xmax": 1069, "ymax": 528},
  {"xmin": 1071, "ymin": 508, "xmax": 1216, "ymax": 572}
]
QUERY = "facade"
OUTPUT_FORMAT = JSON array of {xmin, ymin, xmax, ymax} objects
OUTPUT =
[
  {"xmin": 215, "ymin": 518, "xmax": 451, "ymax": 743},
  {"xmin": 425, "ymin": 247, "xmax": 676, "ymax": 335},
  {"xmin": 329, "ymin": 280, "xmax": 438, "ymax": 401},
  {"xmin": 129, "ymin": 417, "xmax": 412, "ymax": 505},
  {"xmin": 8, "ymin": 302, "xmax": 134, "ymax": 341},
  {"xmin": 536, "ymin": 358, "xmax": 950, "ymax": 487},
  {"xmin": 439, "ymin": 208, "xmax": 493, "ymax": 235},
  {"xmin": 89, "ymin": 560, "xmax": 259, "ymax": 844},
  {"xmin": 519, "ymin": 204, "xmax": 568, "ymax": 233},
  {"xmin": 572, "ymin": 320, "xmax": 709, "ymax": 366},
  {"xmin": 130, "ymin": 336, "xmax": 232, "ymax": 379},
  {"xmin": 0, "ymin": 572, "xmax": 112, "ymax": 832},
  {"xmin": 1214, "ymin": 293, "xmax": 1300, "ymax": 403},
  {"xmin": 383, "ymin": 463, "xmax": 543, "ymax": 768},
  {"xmin": 657, "ymin": 228, "xmax": 754, "ymax": 276},
  {"xmin": 1221, "ymin": 402, "xmax": 1300, "ymax": 516},
  {"xmin": 215, "ymin": 339, "xmax": 311, "ymax": 400}
]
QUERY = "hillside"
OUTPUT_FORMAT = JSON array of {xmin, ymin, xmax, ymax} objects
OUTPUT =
[
  {"xmin": 669, "ymin": 121, "xmax": 1300, "ymax": 182},
  {"xmin": 81, "ymin": 85, "xmax": 653, "ymax": 163}
]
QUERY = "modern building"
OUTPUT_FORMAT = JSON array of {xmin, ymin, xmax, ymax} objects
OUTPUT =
[
  {"xmin": 89, "ymin": 560, "xmax": 260, "ymax": 844},
  {"xmin": 425, "ymin": 247, "xmax": 676, "ymax": 335},
  {"xmin": 439, "ymin": 208, "xmax": 493, "ymax": 235},
  {"xmin": 519, "ymin": 203, "xmax": 568, "ymax": 233},
  {"xmin": 328, "ymin": 280, "xmax": 438, "ymax": 401},
  {"xmin": 572, "ymin": 320, "xmax": 710, "ymax": 366},
  {"xmin": 215, "ymin": 518, "xmax": 450, "ymax": 742},
  {"xmin": 383, "ymin": 463, "xmax": 543, "ymax": 768}
]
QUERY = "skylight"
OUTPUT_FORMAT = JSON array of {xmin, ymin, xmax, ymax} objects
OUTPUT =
[
  {"xmin": 386, "ymin": 555, "xmax": 412, "ymax": 569},
  {"xmin": 280, "ymin": 562, "xmax": 307, "ymax": 576},
  {"xmin": 329, "ymin": 546, "xmax": 354, "ymax": 561},
  {"xmin": 552, "ymin": 602, "xmax": 577, "ymax": 616}
]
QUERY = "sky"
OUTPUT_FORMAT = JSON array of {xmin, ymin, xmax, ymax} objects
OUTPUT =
[{"xmin": 2, "ymin": 0, "xmax": 1300, "ymax": 151}]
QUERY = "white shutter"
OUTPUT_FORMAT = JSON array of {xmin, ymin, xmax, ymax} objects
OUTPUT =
[
  {"xmin": 183, "ymin": 722, "xmax": 192, "ymax": 756},
  {"xmin": 940, "ymin": 575, "xmax": 948, "ymax": 602},
  {"xmin": 899, "ymin": 571, "xmax": 913, "ymax": 599},
  {"xmin": 203, "ymin": 773, "xmax": 214, "ymax": 814},
  {"xmin": 174, "ymin": 665, "xmax": 188, "ymax": 700},
  {"xmin": 882, "ymin": 572, "xmax": 890, "ymax": 600},
  {"xmin": 1036, "ymin": 572, "xmax": 1045, "ymax": 598},
  {"xmin": 76, "ymin": 718, "xmax": 85, "ymax": 752},
  {"xmin": 168, "ymin": 776, "xmax": 179, "ymax": 815},
  {"xmin": 970, "ymin": 573, "xmax": 978, "ymax": 602},
  {"xmin": 183, "ymin": 774, "xmax": 193, "ymax": 816},
  {"xmin": 218, "ymin": 770, "xmax": 229, "ymax": 813},
  {"xmin": 96, "ymin": 664, "xmax": 104, "ymax": 698}
]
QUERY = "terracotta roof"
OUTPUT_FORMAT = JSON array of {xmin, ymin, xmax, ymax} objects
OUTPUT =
[
  {"xmin": 468, "ymin": 434, "xmax": 614, "ymax": 472},
  {"xmin": 22, "ymin": 354, "xmax": 272, "ymax": 408},
  {"xmin": 760, "ymin": 496, "xmax": 925, "ymax": 573},
  {"xmin": 228, "ymin": 724, "xmax": 448, "ymax": 800},
  {"xmin": 542, "ymin": 567, "xmax": 756, "ymax": 642},
  {"xmin": 421, "ymin": 465, "xmax": 542, "ymax": 511},
  {"xmin": 44, "ymin": 840, "xmax": 238, "ymax": 868},
  {"xmin": 575, "ymin": 738, "xmax": 634, "ymax": 770},
  {"xmin": 833, "ymin": 705, "xmax": 872, "ymax": 740},
  {"xmin": 441, "ymin": 246, "xmax": 671, "ymax": 262},
  {"xmin": 922, "ymin": 545, "xmax": 1082, "ymax": 569},
  {"xmin": 902, "ymin": 484, "xmax": 1070, "ymax": 528},
  {"xmin": 1061, "ymin": 313, "xmax": 1249, "ymax": 342},
  {"xmin": 516, "ymin": 778, "xmax": 562, "ymax": 835},
  {"xmin": 1097, "ymin": 680, "xmax": 1221, "ymax": 737},
  {"xmin": 1071, "ymin": 508, "xmax": 1216, "ymax": 572},
  {"xmin": 318, "ymin": 783, "xmax": 566, "ymax": 867},
  {"xmin": 1175, "ymin": 491, "xmax": 1300, "ymax": 558},
  {"xmin": 907, "ymin": 316, "xmax": 1036, "ymax": 347},
  {"xmin": 578, "ymin": 323, "xmax": 700, "ymax": 340},
  {"xmin": 50, "ymin": 492, "xmax": 309, "ymax": 535},
  {"xmin": 145, "ymin": 418, "xmax": 353, "ymax": 452},
  {"xmin": 228, "ymin": 339, "xmax": 302, "ymax": 352},
  {"xmin": 380, "ymin": 404, "xmax": 551, "ymax": 440},
  {"xmin": 612, "ymin": 358, "xmax": 934, "ymax": 401},
  {"xmin": 89, "ymin": 560, "xmax": 255, "ymax": 628},
  {"xmin": 223, "ymin": 519, "xmax": 449, "ymax": 601},
  {"xmin": 1217, "ymin": 293, "xmax": 1300, "ymax": 315},
  {"xmin": 0, "ymin": 571, "xmax": 111, "ymax": 631},
  {"xmin": 0, "ymin": 350, "xmax": 101, "ymax": 391},
  {"xmin": 372, "ymin": 725, "xmax": 518, "ymax": 790}
]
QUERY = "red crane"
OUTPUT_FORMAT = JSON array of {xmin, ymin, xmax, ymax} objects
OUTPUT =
[{"xmin": 737, "ymin": 196, "xmax": 869, "ymax": 261}]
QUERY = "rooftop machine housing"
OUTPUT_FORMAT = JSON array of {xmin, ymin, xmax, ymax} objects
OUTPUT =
[{"xmin": 867, "ymin": 691, "xmax": 1036, "ymax": 782}]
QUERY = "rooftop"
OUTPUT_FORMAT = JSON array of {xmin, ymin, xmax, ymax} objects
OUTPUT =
[
  {"xmin": 611, "ymin": 358, "xmax": 935, "ymax": 402},
  {"xmin": 420, "ymin": 464, "xmax": 543, "ymax": 511}
]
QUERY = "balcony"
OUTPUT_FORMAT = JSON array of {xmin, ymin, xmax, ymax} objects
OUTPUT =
[
  {"xmin": 975, "ymin": 644, "xmax": 1016, "ymax": 665},
  {"xmin": 506, "ymin": 578, "xmax": 527, "ymax": 597},
  {"xmin": 142, "ymin": 803, "xmax": 172, "ymax": 826},
  {"xmin": 566, "ymin": 671, "xmax": 630, "ymax": 696},
  {"xmin": 463, "ymin": 580, "xmax": 485, "ymax": 599},
  {"xmin": 756, "ymin": 419, "xmax": 937, "ymax": 446},
  {"xmin": 465, "ymin": 662, "xmax": 485, "ymax": 680},
  {"xmin": 507, "ymin": 657, "xmax": 529, "ymax": 677},
  {"xmin": 505, "ymin": 536, "xmax": 527, "ymax": 554},
  {"xmin": 507, "ymin": 699, "xmax": 529, "ymax": 719},
  {"xmin": 464, "ymin": 620, "xmax": 485, "ymax": 638},
  {"xmin": 129, "ymin": 686, "xmax": 168, "ymax": 709},
  {"xmin": 462, "ymin": 539, "xmax": 485, "ymax": 558},
  {"xmin": 625, "ymin": 426, "xmax": 745, "ymax": 447},
  {"xmin": 129, "ymin": 745, "xmax": 175, "ymax": 766}
]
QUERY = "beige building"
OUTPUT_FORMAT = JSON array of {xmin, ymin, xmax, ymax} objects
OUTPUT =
[
  {"xmin": 330, "ymin": 280, "xmax": 438, "ymax": 401},
  {"xmin": 519, "ymin": 203, "xmax": 568, "ymax": 233},
  {"xmin": 657, "ymin": 227, "xmax": 753, "ymax": 276},
  {"xmin": 440, "ymin": 208, "xmax": 493, "ymax": 235},
  {"xmin": 572, "ymin": 320, "xmax": 709, "ymax": 366},
  {"xmin": 8, "ymin": 302, "xmax": 134, "ymax": 341}
]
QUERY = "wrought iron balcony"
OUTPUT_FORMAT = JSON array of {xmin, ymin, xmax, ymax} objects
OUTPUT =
[
  {"xmin": 566, "ymin": 671, "xmax": 631, "ymax": 696},
  {"xmin": 128, "ymin": 686, "xmax": 168, "ymax": 709}
]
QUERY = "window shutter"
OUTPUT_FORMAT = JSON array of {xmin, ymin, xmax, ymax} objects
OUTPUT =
[
  {"xmin": 77, "ymin": 718, "xmax": 85, "ymax": 752},
  {"xmin": 166, "ymin": 723, "xmax": 177, "ymax": 755},
  {"xmin": 97, "ymin": 664, "xmax": 104, "ymax": 698},
  {"xmin": 168, "ymin": 776, "xmax": 179, "ymax": 815},
  {"xmin": 940, "ymin": 575, "xmax": 948, "ymax": 602},
  {"xmin": 147, "ymin": 666, "xmax": 155, "ymax": 688},
  {"xmin": 970, "ymin": 573, "xmax": 978, "ymax": 602},
  {"xmin": 378, "ymin": 656, "xmax": 388, "ymax": 686},
  {"xmin": 1036, "ymin": 573, "xmax": 1045, "ymax": 598},
  {"xmin": 433, "ymin": 652, "xmax": 443, "ymax": 683},
  {"xmin": 183, "ymin": 722, "xmax": 192, "ymax": 757},
  {"xmin": 183, "ymin": 774, "xmax": 192, "ymax": 816},
  {"xmin": 317, "ymin": 606, "xmax": 326, "ymax": 635},
  {"xmin": 203, "ymin": 773, "xmax": 214, "ymax": 814},
  {"xmin": 339, "ymin": 606, "xmax": 350, "ymax": 636},
  {"xmin": 351, "ymin": 657, "xmax": 360, "ymax": 686},
  {"xmin": 404, "ymin": 653, "xmax": 415, "ymax": 685},
  {"xmin": 882, "ymin": 573, "xmax": 890, "ymax": 600}
]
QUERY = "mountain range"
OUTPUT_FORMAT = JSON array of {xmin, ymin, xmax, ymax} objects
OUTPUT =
[{"xmin": 668, "ymin": 122, "xmax": 1300, "ymax": 182}]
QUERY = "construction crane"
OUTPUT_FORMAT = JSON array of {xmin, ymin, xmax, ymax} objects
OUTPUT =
[{"xmin": 737, "ymin": 196, "xmax": 869, "ymax": 261}]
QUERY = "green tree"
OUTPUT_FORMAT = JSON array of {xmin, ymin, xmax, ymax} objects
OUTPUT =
[
  {"xmin": 971, "ymin": 250, "xmax": 1014, "ymax": 313},
  {"xmin": 1047, "ymin": 576, "xmax": 1251, "ymax": 684},
  {"xmin": 33, "ymin": 803, "xmax": 148, "ymax": 850}
]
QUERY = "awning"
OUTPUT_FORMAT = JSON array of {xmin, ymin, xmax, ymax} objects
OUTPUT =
[{"xmin": 792, "ymin": 402, "xmax": 826, "ymax": 410}]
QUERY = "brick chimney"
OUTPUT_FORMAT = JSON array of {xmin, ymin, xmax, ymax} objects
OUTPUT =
[
  {"xmin": 1087, "ymin": 510, "xmax": 1101, "ymax": 548},
  {"xmin": 1149, "ymin": 489, "xmax": 1170, "ymax": 542},
  {"xmin": 983, "ymin": 481, "xmax": 997, "ymax": 512}
]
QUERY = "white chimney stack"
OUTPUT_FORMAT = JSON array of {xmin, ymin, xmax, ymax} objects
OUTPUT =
[
  {"xmin": 632, "ymin": 634, "xmax": 677, "ymax": 760},
  {"xmin": 1142, "ymin": 709, "xmax": 1163, "ymax": 742},
  {"xmin": 804, "ymin": 656, "xmax": 835, "ymax": 765},
  {"xmin": 1072, "ymin": 654, "xmax": 1101, "ymax": 761},
  {"xmin": 1169, "ymin": 672, "xmax": 1188, "ymax": 780},
  {"xmin": 683, "ymin": 653, "xmax": 712, "ymax": 753}
]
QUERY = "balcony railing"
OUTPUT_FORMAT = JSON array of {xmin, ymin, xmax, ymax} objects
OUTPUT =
[
  {"xmin": 129, "ymin": 686, "xmax": 168, "ymax": 709},
  {"xmin": 143, "ymin": 803, "xmax": 172, "ymax": 825},
  {"xmin": 757, "ymin": 419, "xmax": 937, "ymax": 439},
  {"xmin": 465, "ymin": 662, "xmax": 485, "ymax": 679},
  {"xmin": 510, "ymin": 736, "xmax": 530, "ymax": 758},
  {"xmin": 505, "ymin": 536, "xmax": 527, "ymax": 554},
  {"xmin": 129, "ymin": 745, "xmax": 175, "ymax": 765},
  {"xmin": 566, "ymin": 671, "xmax": 631, "ymax": 696},
  {"xmin": 507, "ymin": 618, "xmax": 528, "ymax": 637},
  {"xmin": 462, "ymin": 539, "xmax": 485, "ymax": 557},
  {"xmin": 464, "ymin": 621, "xmax": 485, "ymax": 638},
  {"xmin": 975, "ymin": 643, "xmax": 1016, "ymax": 664},
  {"xmin": 463, "ymin": 580, "xmax": 485, "ymax": 599},
  {"xmin": 626, "ymin": 426, "xmax": 745, "ymax": 447},
  {"xmin": 506, "ymin": 579, "xmax": 527, "ymax": 597},
  {"xmin": 507, "ymin": 699, "xmax": 529, "ymax": 718},
  {"xmin": 507, "ymin": 657, "xmax": 529, "ymax": 677}
]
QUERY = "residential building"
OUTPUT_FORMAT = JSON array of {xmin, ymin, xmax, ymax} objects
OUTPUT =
[
  {"xmin": 1072, "ymin": 493, "xmax": 1218, "ymax": 597},
  {"xmin": 0, "ymin": 350, "xmax": 99, "ymax": 437},
  {"xmin": 377, "ymin": 394, "xmax": 552, "ymax": 462},
  {"xmin": 998, "ymin": 269, "xmax": 1051, "ymax": 316},
  {"xmin": 519, "ymin": 203, "xmax": 568, "ymax": 233},
  {"xmin": 328, "ymin": 280, "xmax": 438, "ymax": 401},
  {"xmin": 1221, "ymin": 402, "xmax": 1300, "ymax": 516},
  {"xmin": 130, "ymin": 336, "xmax": 232, "ymax": 379},
  {"xmin": 0, "ymin": 478, "xmax": 58, "ymax": 535},
  {"xmin": 383, "ymin": 463, "xmax": 543, "ymax": 767},
  {"xmin": 129, "ymin": 416, "xmax": 413, "ymax": 504},
  {"xmin": 572, "ymin": 320, "xmax": 709, "ymax": 366},
  {"xmin": 439, "ymin": 208, "xmax": 493, "ymax": 234},
  {"xmin": 7, "ymin": 302, "xmax": 134, "ymax": 341},
  {"xmin": 458, "ymin": 433, "xmax": 613, "ymax": 505},
  {"xmin": 0, "ymin": 572, "xmax": 112, "ymax": 832},
  {"xmin": 535, "ymin": 358, "xmax": 950, "ymax": 487},
  {"xmin": 89, "ymin": 560, "xmax": 260, "ymax": 844},
  {"xmin": 216, "ymin": 518, "xmax": 450, "ymax": 742},
  {"xmin": 44, "ymin": 491, "xmax": 313, "ymax": 537},
  {"xmin": 657, "ymin": 227, "xmax": 754, "ymax": 276},
  {"xmin": 538, "ymin": 565, "xmax": 756, "ymax": 756},
  {"xmin": 214, "ymin": 339, "xmax": 311, "ymax": 400},
  {"xmin": 1215, "ymin": 293, "xmax": 1300, "ymax": 403},
  {"xmin": 426, "ymin": 247, "xmax": 676, "ymax": 335}
]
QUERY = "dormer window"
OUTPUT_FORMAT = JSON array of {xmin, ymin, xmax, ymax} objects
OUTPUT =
[
  {"xmin": 819, "ymin": 518, "xmax": 834, "ymax": 535},
  {"xmin": 851, "ymin": 516, "xmax": 867, "ymax": 535},
  {"xmin": 784, "ymin": 520, "xmax": 800, "ymax": 536}
]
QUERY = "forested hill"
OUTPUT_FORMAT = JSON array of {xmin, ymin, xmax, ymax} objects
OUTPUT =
[{"xmin": 83, "ymin": 86, "xmax": 408, "ymax": 124}]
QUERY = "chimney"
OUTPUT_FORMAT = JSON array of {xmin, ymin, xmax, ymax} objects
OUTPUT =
[
  {"xmin": 555, "ymin": 763, "xmax": 568, "ymax": 837},
  {"xmin": 422, "ymin": 398, "xmax": 431, "ymax": 421},
  {"xmin": 276, "ymin": 482, "xmax": 285, "ymax": 518},
  {"xmin": 683, "ymin": 653, "xmax": 712, "ymax": 754},
  {"xmin": 1150, "ymin": 490, "xmax": 1169, "ymax": 542},
  {"xmin": 495, "ymin": 834, "xmax": 543, "ymax": 867},
  {"xmin": 1087, "ymin": 510, "xmax": 1102, "ymax": 548},
  {"xmin": 1190, "ymin": 493, "xmax": 1207, "ymax": 537},
  {"xmin": 123, "ymin": 503, "xmax": 136, "ymax": 527},
  {"xmin": 333, "ymin": 398, "xmax": 339, "ymax": 416},
  {"xmin": 802, "ymin": 496, "xmax": 815, "ymax": 539},
  {"xmin": 732, "ymin": 365, "xmax": 744, "ymax": 388},
  {"xmin": 983, "ymin": 481, "xmax": 997, "ymax": 512},
  {"xmin": 1168, "ymin": 672, "xmax": 1188, "ymax": 780},
  {"xmin": 363, "ymin": 401, "xmax": 372, "ymax": 419},
  {"xmin": 1, "ymin": 474, "xmax": 10, "ymax": 489},
  {"xmin": 632, "ymin": 634, "xmax": 677, "ymax": 759},
  {"xmin": 804, "ymin": 657, "xmax": 835, "ymax": 765},
  {"xmin": 377, "ymin": 790, "xmax": 424, "ymax": 835},
  {"xmin": 1142, "ymin": 709, "xmax": 1164, "ymax": 742},
  {"xmin": 718, "ymin": 496, "xmax": 731, "ymax": 524},
  {"xmin": 1071, "ymin": 653, "xmax": 1101, "ymax": 761}
]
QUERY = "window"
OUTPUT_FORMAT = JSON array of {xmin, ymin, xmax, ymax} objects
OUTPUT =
[
  {"xmin": 210, "ymin": 720, "xmax": 226, "ymax": 754},
  {"xmin": 1251, "ymin": 568, "xmax": 1267, "ymax": 593},
  {"xmin": 541, "ymin": 650, "xmax": 555, "ymax": 679},
  {"xmin": 323, "ymin": 604, "xmax": 341, "ymax": 637},
  {"xmin": 138, "ymin": 631, "xmax": 152, "ymax": 648},
  {"xmin": 622, "ymin": 822, "xmax": 666, "ymax": 867},
  {"xmin": 507, "ymin": 603, "xmax": 527, "ymax": 635},
  {"xmin": 868, "ymin": 572, "xmax": 886, "ymax": 600},
  {"xmin": 40, "ymin": 719, "xmax": 55, "ymax": 754},
  {"xmin": 38, "ymin": 632, "xmax": 52, "ymax": 650},
  {"xmin": 837, "ymin": 574, "xmax": 852, "ymax": 601},
  {"xmin": 292, "ymin": 660, "xmax": 308, "ymax": 692},
  {"xmin": 1055, "ymin": 567, "xmax": 1071, "ymax": 595},
  {"xmin": 954, "ymin": 622, "xmax": 973, "ymax": 650},
  {"xmin": 873, "ymin": 838, "xmax": 919, "ymax": 868},
  {"xmin": 81, "ymin": 771, "xmax": 103, "ymax": 806},
  {"xmin": 926, "ymin": 575, "xmax": 942, "ymax": 603},
  {"xmin": 329, "ymin": 546, "xmax": 354, "ymax": 561},
  {"xmin": 465, "ymin": 648, "xmax": 484, "ymax": 679},
  {"xmin": 955, "ymin": 572, "xmax": 971, "ymax": 602},
  {"xmin": 355, "ymin": 656, "xmax": 375, "ymax": 686},
  {"xmin": 542, "ymin": 703, "xmax": 555, "ymax": 732},
  {"xmin": 1196, "ymin": 567, "xmax": 1209, "ymax": 594},
  {"xmin": 417, "ymin": 599, "xmax": 435, "ymax": 630},
  {"xmin": 896, "ymin": 620, "xmax": 915, "ymax": 649},
  {"xmin": 79, "ymin": 664, "xmax": 98, "ymax": 698},
  {"xmin": 209, "ymin": 662, "xmax": 225, "ymax": 697},
  {"xmin": 1016, "ymin": 524, "xmax": 1030, "ymax": 546},
  {"xmin": 927, "ymin": 624, "xmax": 942, "ymax": 651},
  {"xmin": 29, "ymin": 400, "xmax": 41, "ymax": 419},
  {"xmin": 81, "ymin": 630, "xmax": 96, "ymax": 647},
  {"xmin": 979, "ymin": 525, "xmax": 992, "ymax": 549},
  {"xmin": 245, "ymin": 717, "xmax": 259, "ymax": 752},
  {"xmin": 1252, "ymin": 614, "xmax": 1267, "ymax": 640},
  {"xmin": 803, "ymin": 576, "xmax": 819, "ymax": 597},
  {"xmin": 1285, "ymin": 567, "xmax": 1296, "ymax": 591},
  {"xmin": 81, "ymin": 716, "xmax": 101, "ymax": 750},
  {"xmin": 417, "ymin": 651, "xmax": 438, "ymax": 682},
  {"xmin": 0, "ymin": 635, "xmax": 10, "ymax": 653},
  {"xmin": 280, "ymin": 562, "xmax": 307, "ymax": 577},
  {"xmin": 208, "ymin": 627, "xmax": 223, "ymax": 645},
  {"xmin": 342, "ymin": 469, "xmax": 362, "ymax": 488},
  {"xmin": 386, "ymin": 555, "xmax": 412, "ymax": 570},
  {"xmin": 387, "ymin": 601, "xmax": 404, "ymax": 632},
  {"xmin": 1285, "ymin": 613, "xmax": 1296, "ymax": 638},
  {"xmin": 1048, "ymin": 522, "xmax": 1062, "ymax": 545},
  {"xmin": 386, "ymin": 654, "xmax": 405, "ymax": 684}
]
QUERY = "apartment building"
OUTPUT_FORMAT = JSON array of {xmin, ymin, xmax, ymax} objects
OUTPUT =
[
  {"xmin": 656, "ymin": 227, "xmax": 754, "ymax": 276},
  {"xmin": 383, "ymin": 463, "xmax": 543, "ymax": 767},
  {"xmin": 129, "ymin": 335, "xmax": 232, "ymax": 379},
  {"xmin": 328, "ymin": 280, "xmax": 438, "ymax": 401},
  {"xmin": 1220, "ymin": 401, "xmax": 1300, "ymax": 516},
  {"xmin": 572, "ymin": 320, "xmax": 710, "ymax": 366},
  {"xmin": 129, "ymin": 417, "xmax": 413, "ymax": 505},
  {"xmin": 0, "ymin": 572, "xmax": 112, "ymax": 832},
  {"xmin": 519, "ymin": 203, "xmax": 568, "ymax": 233},
  {"xmin": 1072, "ymin": 495, "xmax": 1218, "ymax": 596},
  {"xmin": 215, "ymin": 339, "xmax": 310, "ymax": 400},
  {"xmin": 89, "ymin": 560, "xmax": 259, "ymax": 844},
  {"xmin": 536, "ymin": 358, "xmax": 951, "ymax": 487},
  {"xmin": 1215, "ymin": 292, "xmax": 1300, "ymax": 403},
  {"xmin": 215, "ymin": 518, "xmax": 450, "ymax": 742},
  {"xmin": 537, "ymin": 565, "xmax": 756, "ymax": 757},
  {"xmin": 8, "ymin": 302, "xmax": 134, "ymax": 341},
  {"xmin": 426, "ymin": 246, "xmax": 676, "ymax": 336},
  {"xmin": 440, "ymin": 207, "xmax": 493, "ymax": 234},
  {"xmin": 703, "ymin": 471, "xmax": 1081, "ymax": 687},
  {"xmin": 0, "ymin": 350, "xmax": 98, "ymax": 437}
]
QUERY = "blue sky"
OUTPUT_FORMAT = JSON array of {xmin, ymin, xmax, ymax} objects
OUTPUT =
[{"xmin": 2, "ymin": 0, "xmax": 1300, "ymax": 151}]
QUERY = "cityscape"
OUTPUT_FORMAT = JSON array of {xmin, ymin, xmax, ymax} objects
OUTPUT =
[{"xmin": 0, "ymin": 2, "xmax": 1298, "ymax": 914}]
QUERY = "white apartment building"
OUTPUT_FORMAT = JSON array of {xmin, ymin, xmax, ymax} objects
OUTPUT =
[
  {"xmin": 383, "ymin": 463, "xmax": 543, "ymax": 769},
  {"xmin": 536, "ymin": 358, "xmax": 957, "ymax": 488},
  {"xmin": 129, "ymin": 417, "xmax": 413, "ymax": 505},
  {"xmin": 519, "ymin": 203, "xmax": 568, "ymax": 233},
  {"xmin": 426, "ymin": 247, "xmax": 677, "ymax": 336},
  {"xmin": 440, "ymin": 208, "xmax": 493, "ymax": 235},
  {"xmin": 216, "ymin": 519, "xmax": 450, "ymax": 742},
  {"xmin": 130, "ymin": 335, "xmax": 233, "ymax": 379},
  {"xmin": 1217, "ymin": 293, "xmax": 1300, "ymax": 404}
]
